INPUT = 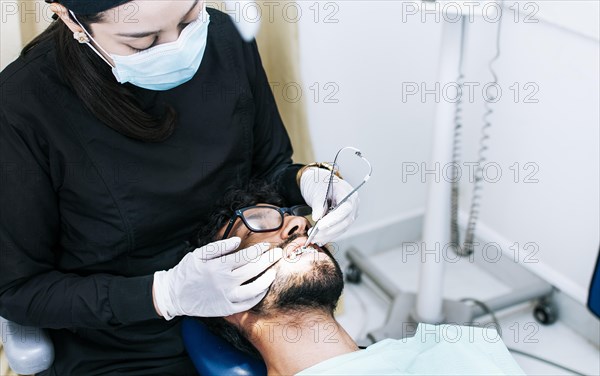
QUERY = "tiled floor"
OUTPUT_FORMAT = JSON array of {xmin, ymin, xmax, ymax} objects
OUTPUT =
[{"xmin": 335, "ymin": 246, "xmax": 600, "ymax": 375}]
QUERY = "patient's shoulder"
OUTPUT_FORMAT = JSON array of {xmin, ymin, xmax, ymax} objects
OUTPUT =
[{"xmin": 297, "ymin": 324, "xmax": 525, "ymax": 375}]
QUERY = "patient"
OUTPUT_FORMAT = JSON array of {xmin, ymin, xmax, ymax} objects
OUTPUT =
[{"xmin": 190, "ymin": 183, "xmax": 525, "ymax": 375}]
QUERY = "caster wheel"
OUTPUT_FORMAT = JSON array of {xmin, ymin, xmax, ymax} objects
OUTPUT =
[
  {"xmin": 533, "ymin": 301, "xmax": 557, "ymax": 325},
  {"xmin": 345, "ymin": 263, "xmax": 362, "ymax": 284}
]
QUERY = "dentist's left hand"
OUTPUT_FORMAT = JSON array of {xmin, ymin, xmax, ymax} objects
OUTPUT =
[
  {"xmin": 152, "ymin": 237, "xmax": 283, "ymax": 319},
  {"xmin": 299, "ymin": 167, "xmax": 360, "ymax": 245}
]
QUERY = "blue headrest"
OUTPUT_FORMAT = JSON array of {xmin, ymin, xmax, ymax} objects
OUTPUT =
[
  {"xmin": 181, "ymin": 317, "xmax": 267, "ymax": 376},
  {"xmin": 588, "ymin": 247, "xmax": 600, "ymax": 319}
]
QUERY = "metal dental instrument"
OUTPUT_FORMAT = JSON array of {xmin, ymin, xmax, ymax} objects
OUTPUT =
[{"xmin": 302, "ymin": 146, "xmax": 373, "ymax": 249}]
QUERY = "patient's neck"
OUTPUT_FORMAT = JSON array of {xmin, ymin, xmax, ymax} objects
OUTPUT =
[{"xmin": 248, "ymin": 310, "xmax": 358, "ymax": 375}]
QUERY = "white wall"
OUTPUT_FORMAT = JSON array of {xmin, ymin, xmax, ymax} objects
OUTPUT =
[
  {"xmin": 0, "ymin": 2, "xmax": 24, "ymax": 71},
  {"xmin": 0, "ymin": 0, "xmax": 53, "ymax": 71},
  {"xmin": 297, "ymin": 1, "xmax": 442, "ymax": 233},
  {"xmin": 457, "ymin": 4, "xmax": 599, "ymax": 303},
  {"xmin": 298, "ymin": 1, "xmax": 599, "ymax": 304}
]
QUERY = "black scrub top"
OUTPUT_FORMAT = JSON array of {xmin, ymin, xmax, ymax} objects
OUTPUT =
[{"xmin": 0, "ymin": 8, "xmax": 304, "ymax": 375}]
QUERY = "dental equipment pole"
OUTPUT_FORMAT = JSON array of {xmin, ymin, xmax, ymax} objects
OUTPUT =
[
  {"xmin": 414, "ymin": 5, "xmax": 468, "ymax": 324},
  {"xmin": 343, "ymin": 1, "xmax": 554, "ymax": 343}
]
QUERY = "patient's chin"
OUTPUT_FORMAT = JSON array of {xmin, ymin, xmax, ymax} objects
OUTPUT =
[{"xmin": 261, "ymin": 253, "xmax": 344, "ymax": 313}]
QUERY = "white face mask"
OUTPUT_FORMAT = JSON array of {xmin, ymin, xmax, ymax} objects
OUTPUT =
[{"xmin": 70, "ymin": 6, "xmax": 210, "ymax": 91}]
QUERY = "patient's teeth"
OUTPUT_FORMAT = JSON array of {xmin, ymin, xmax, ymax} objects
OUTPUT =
[{"xmin": 299, "ymin": 246, "xmax": 317, "ymax": 255}]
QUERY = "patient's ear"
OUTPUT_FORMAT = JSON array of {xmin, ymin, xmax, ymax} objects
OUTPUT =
[{"xmin": 224, "ymin": 312, "xmax": 250, "ymax": 327}]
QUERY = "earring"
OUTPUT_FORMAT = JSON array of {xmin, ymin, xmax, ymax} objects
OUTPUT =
[{"xmin": 73, "ymin": 31, "xmax": 89, "ymax": 44}]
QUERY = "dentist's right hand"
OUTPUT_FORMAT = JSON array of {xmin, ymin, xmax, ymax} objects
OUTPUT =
[{"xmin": 152, "ymin": 237, "xmax": 283, "ymax": 320}]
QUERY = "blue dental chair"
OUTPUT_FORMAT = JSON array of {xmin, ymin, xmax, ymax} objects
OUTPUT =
[
  {"xmin": 0, "ymin": 316, "xmax": 265, "ymax": 375},
  {"xmin": 181, "ymin": 317, "xmax": 267, "ymax": 375}
]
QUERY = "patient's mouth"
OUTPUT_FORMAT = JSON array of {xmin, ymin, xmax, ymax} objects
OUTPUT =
[
  {"xmin": 283, "ymin": 242, "xmax": 321, "ymax": 261},
  {"xmin": 276, "ymin": 233, "xmax": 322, "ymax": 261},
  {"xmin": 291, "ymin": 246, "xmax": 319, "ymax": 257}
]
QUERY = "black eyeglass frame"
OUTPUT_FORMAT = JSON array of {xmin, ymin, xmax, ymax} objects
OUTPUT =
[{"xmin": 221, "ymin": 204, "xmax": 312, "ymax": 240}]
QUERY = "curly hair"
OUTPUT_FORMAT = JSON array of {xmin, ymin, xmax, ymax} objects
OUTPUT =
[{"xmin": 188, "ymin": 180, "xmax": 287, "ymax": 250}]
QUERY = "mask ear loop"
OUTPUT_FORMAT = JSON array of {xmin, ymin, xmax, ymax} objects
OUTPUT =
[{"xmin": 68, "ymin": 10, "xmax": 115, "ymax": 68}]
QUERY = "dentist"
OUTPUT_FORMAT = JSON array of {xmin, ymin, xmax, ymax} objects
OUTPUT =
[{"xmin": 0, "ymin": 0, "xmax": 358, "ymax": 374}]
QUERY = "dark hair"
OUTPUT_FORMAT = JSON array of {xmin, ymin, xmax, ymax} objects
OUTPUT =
[
  {"xmin": 20, "ymin": 11, "xmax": 176, "ymax": 142},
  {"xmin": 189, "ymin": 180, "xmax": 287, "ymax": 249},
  {"xmin": 202, "ymin": 317, "xmax": 263, "ymax": 359}
]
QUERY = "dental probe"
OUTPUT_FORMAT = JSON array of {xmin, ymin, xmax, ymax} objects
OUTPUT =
[
  {"xmin": 299, "ymin": 146, "xmax": 373, "ymax": 251},
  {"xmin": 300, "ymin": 190, "xmax": 355, "ymax": 250},
  {"xmin": 301, "ymin": 218, "xmax": 322, "ymax": 250}
]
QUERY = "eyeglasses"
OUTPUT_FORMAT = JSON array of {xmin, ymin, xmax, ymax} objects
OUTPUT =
[{"xmin": 221, "ymin": 205, "xmax": 312, "ymax": 240}]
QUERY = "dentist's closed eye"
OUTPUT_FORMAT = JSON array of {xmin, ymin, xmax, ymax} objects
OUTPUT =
[
  {"xmin": 128, "ymin": 22, "xmax": 192, "ymax": 52},
  {"xmin": 128, "ymin": 37, "xmax": 157, "ymax": 52}
]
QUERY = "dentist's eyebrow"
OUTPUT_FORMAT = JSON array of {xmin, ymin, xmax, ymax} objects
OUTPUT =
[{"xmin": 116, "ymin": 0, "xmax": 199, "ymax": 38}]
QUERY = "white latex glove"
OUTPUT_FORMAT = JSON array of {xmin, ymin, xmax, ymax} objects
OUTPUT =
[
  {"xmin": 153, "ymin": 237, "xmax": 283, "ymax": 319},
  {"xmin": 299, "ymin": 167, "xmax": 360, "ymax": 245}
]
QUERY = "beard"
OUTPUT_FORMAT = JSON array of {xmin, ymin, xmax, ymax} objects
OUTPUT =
[
  {"xmin": 249, "ymin": 235, "xmax": 345, "ymax": 317},
  {"xmin": 198, "ymin": 234, "xmax": 345, "ymax": 359}
]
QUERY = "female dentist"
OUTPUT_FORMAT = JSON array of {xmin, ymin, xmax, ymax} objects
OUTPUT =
[{"xmin": 0, "ymin": 1, "xmax": 358, "ymax": 374}]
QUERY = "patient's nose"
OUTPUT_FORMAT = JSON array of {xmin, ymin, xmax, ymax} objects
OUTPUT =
[{"xmin": 281, "ymin": 215, "xmax": 309, "ymax": 238}]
